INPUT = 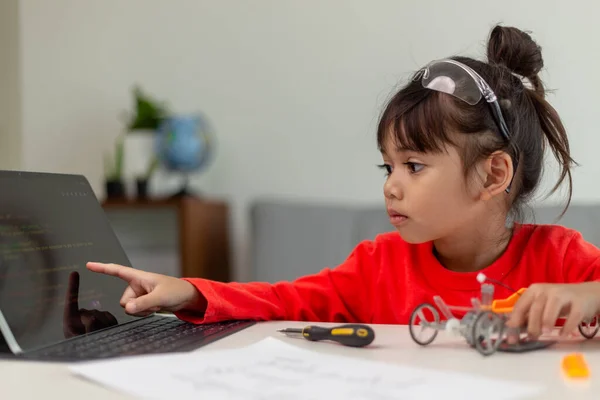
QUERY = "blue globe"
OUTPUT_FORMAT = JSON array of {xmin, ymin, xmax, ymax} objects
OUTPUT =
[{"xmin": 155, "ymin": 114, "xmax": 213, "ymax": 173}]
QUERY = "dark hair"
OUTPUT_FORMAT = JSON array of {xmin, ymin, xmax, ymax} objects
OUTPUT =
[{"xmin": 376, "ymin": 25, "xmax": 575, "ymax": 221}]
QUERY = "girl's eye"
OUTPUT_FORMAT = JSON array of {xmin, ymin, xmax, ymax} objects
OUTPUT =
[
  {"xmin": 404, "ymin": 162, "xmax": 424, "ymax": 174},
  {"xmin": 377, "ymin": 164, "xmax": 392, "ymax": 176}
]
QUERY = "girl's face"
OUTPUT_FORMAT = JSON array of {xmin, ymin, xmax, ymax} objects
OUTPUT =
[{"xmin": 380, "ymin": 134, "xmax": 490, "ymax": 244}]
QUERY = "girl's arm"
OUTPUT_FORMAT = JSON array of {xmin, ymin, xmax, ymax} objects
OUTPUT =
[{"xmin": 174, "ymin": 240, "xmax": 379, "ymax": 324}]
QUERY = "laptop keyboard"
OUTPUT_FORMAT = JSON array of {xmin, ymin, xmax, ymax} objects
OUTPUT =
[{"xmin": 24, "ymin": 316, "xmax": 254, "ymax": 361}]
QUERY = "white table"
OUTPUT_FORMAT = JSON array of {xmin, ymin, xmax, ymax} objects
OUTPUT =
[{"xmin": 1, "ymin": 321, "xmax": 598, "ymax": 399}]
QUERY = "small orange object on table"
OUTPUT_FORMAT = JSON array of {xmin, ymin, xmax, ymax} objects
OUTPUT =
[{"xmin": 562, "ymin": 353, "xmax": 590, "ymax": 379}]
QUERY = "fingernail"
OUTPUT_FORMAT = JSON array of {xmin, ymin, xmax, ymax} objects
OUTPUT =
[{"xmin": 129, "ymin": 302, "xmax": 137, "ymax": 312}]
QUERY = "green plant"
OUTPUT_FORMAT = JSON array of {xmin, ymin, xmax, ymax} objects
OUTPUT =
[
  {"xmin": 104, "ymin": 136, "xmax": 124, "ymax": 181},
  {"xmin": 141, "ymin": 156, "xmax": 160, "ymax": 180},
  {"xmin": 126, "ymin": 85, "xmax": 169, "ymax": 131}
]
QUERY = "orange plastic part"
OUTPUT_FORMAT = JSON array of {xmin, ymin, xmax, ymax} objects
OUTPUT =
[
  {"xmin": 562, "ymin": 353, "xmax": 590, "ymax": 379},
  {"xmin": 491, "ymin": 288, "xmax": 527, "ymax": 313}
]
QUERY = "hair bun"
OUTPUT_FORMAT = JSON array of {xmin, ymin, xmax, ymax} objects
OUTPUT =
[{"xmin": 486, "ymin": 25, "xmax": 544, "ymax": 92}]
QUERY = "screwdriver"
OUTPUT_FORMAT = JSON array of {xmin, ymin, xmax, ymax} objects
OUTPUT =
[{"xmin": 277, "ymin": 323, "xmax": 375, "ymax": 347}]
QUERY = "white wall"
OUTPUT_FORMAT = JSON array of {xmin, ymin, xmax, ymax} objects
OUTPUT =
[{"xmin": 8, "ymin": 0, "xmax": 600, "ymax": 280}]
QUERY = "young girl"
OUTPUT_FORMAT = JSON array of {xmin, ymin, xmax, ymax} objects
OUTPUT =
[{"xmin": 88, "ymin": 25, "xmax": 600, "ymax": 341}]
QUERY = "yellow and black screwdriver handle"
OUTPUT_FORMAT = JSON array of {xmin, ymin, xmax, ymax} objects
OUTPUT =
[{"xmin": 301, "ymin": 324, "xmax": 375, "ymax": 347}]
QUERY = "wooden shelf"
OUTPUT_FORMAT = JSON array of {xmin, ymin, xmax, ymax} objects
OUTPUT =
[
  {"xmin": 102, "ymin": 197, "xmax": 183, "ymax": 209},
  {"xmin": 102, "ymin": 196, "xmax": 231, "ymax": 282}
]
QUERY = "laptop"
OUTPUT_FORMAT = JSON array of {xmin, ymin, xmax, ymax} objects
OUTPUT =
[{"xmin": 0, "ymin": 170, "xmax": 254, "ymax": 362}]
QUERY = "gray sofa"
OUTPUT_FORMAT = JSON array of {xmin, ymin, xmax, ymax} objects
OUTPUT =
[{"xmin": 248, "ymin": 198, "xmax": 600, "ymax": 283}]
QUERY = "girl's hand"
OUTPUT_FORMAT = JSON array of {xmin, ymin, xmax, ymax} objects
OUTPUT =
[
  {"xmin": 506, "ymin": 282, "xmax": 600, "ymax": 339},
  {"xmin": 86, "ymin": 262, "xmax": 207, "ymax": 316}
]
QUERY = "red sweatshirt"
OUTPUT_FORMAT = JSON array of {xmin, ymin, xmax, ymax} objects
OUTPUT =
[{"xmin": 174, "ymin": 224, "xmax": 600, "ymax": 325}]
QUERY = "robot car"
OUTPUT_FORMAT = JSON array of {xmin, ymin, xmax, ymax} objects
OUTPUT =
[{"xmin": 408, "ymin": 273, "xmax": 600, "ymax": 356}]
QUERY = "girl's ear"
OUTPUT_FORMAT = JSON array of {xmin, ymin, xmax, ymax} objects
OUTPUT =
[{"xmin": 479, "ymin": 151, "xmax": 513, "ymax": 201}]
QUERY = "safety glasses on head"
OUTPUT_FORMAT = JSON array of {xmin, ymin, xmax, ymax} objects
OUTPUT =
[{"xmin": 414, "ymin": 58, "xmax": 516, "ymax": 192}]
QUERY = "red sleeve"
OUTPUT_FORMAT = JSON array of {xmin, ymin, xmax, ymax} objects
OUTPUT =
[
  {"xmin": 173, "ymin": 240, "xmax": 378, "ymax": 324},
  {"xmin": 562, "ymin": 231, "xmax": 600, "ymax": 283}
]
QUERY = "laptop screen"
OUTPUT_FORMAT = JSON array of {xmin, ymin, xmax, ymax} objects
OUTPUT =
[{"xmin": 0, "ymin": 171, "xmax": 140, "ymax": 353}]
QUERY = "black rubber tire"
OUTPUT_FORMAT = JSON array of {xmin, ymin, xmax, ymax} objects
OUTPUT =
[{"xmin": 579, "ymin": 316, "xmax": 600, "ymax": 339}]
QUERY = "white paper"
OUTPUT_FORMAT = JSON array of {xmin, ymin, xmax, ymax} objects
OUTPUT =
[{"xmin": 69, "ymin": 337, "xmax": 543, "ymax": 400}]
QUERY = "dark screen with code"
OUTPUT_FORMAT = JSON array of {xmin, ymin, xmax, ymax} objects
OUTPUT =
[{"xmin": 0, "ymin": 171, "xmax": 138, "ymax": 352}]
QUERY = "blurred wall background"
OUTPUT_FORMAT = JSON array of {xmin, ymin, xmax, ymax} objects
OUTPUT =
[{"xmin": 1, "ymin": 0, "xmax": 596, "ymax": 280}]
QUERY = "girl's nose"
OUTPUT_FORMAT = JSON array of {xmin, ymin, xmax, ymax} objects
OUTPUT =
[{"xmin": 384, "ymin": 175, "xmax": 403, "ymax": 200}]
